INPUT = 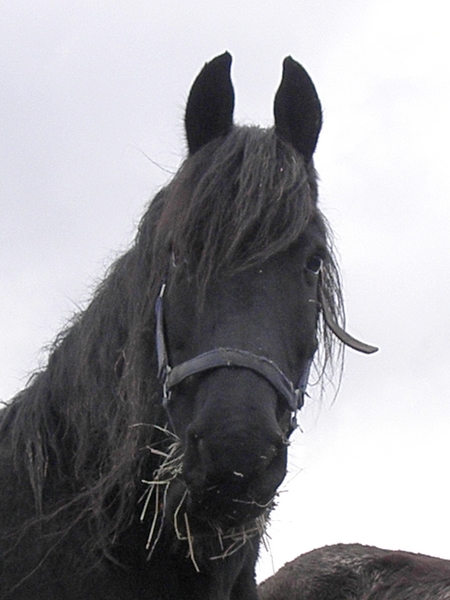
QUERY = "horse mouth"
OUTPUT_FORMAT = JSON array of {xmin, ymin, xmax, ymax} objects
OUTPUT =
[
  {"xmin": 159, "ymin": 471, "xmax": 274, "ymax": 531},
  {"xmin": 167, "ymin": 479, "xmax": 272, "ymax": 568},
  {"xmin": 184, "ymin": 488, "xmax": 273, "ymax": 532},
  {"xmin": 140, "ymin": 470, "xmax": 272, "ymax": 566}
]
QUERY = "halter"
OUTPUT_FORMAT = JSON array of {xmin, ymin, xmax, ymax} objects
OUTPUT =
[
  {"xmin": 155, "ymin": 276, "xmax": 377, "ymax": 418},
  {"xmin": 155, "ymin": 282, "xmax": 312, "ymax": 416}
]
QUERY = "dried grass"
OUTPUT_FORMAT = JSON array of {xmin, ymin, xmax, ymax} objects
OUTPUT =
[
  {"xmin": 139, "ymin": 426, "xmax": 183, "ymax": 557},
  {"xmin": 140, "ymin": 425, "xmax": 272, "ymax": 571}
]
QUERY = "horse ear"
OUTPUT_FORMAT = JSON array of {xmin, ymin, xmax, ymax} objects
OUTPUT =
[
  {"xmin": 274, "ymin": 57, "xmax": 322, "ymax": 162},
  {"xmin": 185, "ymin": 52, "xmax": 235, "ymax": 154}
]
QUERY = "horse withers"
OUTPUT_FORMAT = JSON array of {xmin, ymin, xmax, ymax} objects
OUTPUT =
[{"xmin": 0, "ymin": 54, "xmax": 375, "ymax": 599}]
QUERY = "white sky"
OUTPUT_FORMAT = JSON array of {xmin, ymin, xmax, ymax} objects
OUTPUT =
[{"xmin": 1, "ymin": 0, "xmax": 450, "ymax": 583}]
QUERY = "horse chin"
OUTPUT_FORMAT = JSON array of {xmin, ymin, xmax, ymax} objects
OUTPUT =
[
  {"xmin": 164, "ymin": 477, "xmax": 273, "ymax": 536},
  {"xmin": 185, "ymin": 491, "xmax": 271, "ymax": 531}
]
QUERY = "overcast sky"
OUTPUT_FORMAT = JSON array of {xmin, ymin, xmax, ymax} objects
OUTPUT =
[{"xmin": 1, "ymin": 0, "xmax": 450, "ymax": 583}]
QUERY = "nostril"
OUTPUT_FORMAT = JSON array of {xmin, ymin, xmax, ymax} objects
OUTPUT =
[
  {"xmin": 186, "ymin": 427, "xmax": 202, "ymax": 449},
  {"xmin": 259, "ymin": 444, "xmax": 278, "ymax": 467},
  {"xmin": 255, "ymin": 442, "xmax": 284, "ymax": 476},
  {"xmin": 184, "ymin": 429, "xmax": 207, "ymax": 487}
]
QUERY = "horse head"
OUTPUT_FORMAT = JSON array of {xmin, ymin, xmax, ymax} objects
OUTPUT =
[{"xmin": 147, "ymin": 54, "xmax": 348, "ymax": 545}]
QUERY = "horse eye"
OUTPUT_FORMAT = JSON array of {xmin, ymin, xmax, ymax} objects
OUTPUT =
[{"xmin": 306, "ymin": 255, "xmax": 323, "ymax": 275}]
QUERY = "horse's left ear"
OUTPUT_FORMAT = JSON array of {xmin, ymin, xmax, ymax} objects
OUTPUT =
[
  {"xmin": 185, "ymin": 52, "xmax": 235, "ymax": 154},
  {"xmin": 274, "ymin": 57, "xmax": 322, "ymax": 162}
]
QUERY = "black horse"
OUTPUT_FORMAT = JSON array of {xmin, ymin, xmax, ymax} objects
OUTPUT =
[
  {"xmin": 258, "ymin": 543, "xmax": 450, "ymax": 599},
  {"xmin": 0, "ymin": 54, "xmax": 375, "ymax": 599}
]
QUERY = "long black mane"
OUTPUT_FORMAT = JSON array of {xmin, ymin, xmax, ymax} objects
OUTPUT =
[{"xmin": 0, "ymin": 123, "xmax": 342, "ymax": 567}]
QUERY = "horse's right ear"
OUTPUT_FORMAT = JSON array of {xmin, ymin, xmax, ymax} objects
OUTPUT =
[{"xmin": 185, "ymin": 52, "xmax": 235, "ymax": 155}]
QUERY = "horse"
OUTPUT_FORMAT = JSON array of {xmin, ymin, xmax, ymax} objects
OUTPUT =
[
  {"xmin": 0, "ymin": 53, "xmax": 376, "ymax": 599},
  {"xmin": 258, "ymin": 543, "xmax": 450, "ymax": 599}
]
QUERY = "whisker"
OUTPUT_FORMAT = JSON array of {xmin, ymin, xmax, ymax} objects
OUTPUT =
[{"xmin": 231, "ymin": 497, "xmax": 273, "ymax": 508}]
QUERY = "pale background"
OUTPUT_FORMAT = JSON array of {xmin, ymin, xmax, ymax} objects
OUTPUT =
[{"xmin": 1, "ymin": 0, "xmax": 449, "ymax": 582}]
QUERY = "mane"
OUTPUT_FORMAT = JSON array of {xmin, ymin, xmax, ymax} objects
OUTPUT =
[{"xmin": 0, "ymin": 124, "xmax": 343, "ymax": 563}]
